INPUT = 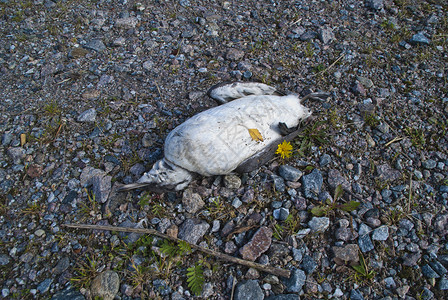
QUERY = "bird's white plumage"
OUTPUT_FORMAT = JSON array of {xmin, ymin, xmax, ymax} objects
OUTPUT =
[{"xmin": 164, "ymin": 94, "xmax": 310, "ymax": 176}]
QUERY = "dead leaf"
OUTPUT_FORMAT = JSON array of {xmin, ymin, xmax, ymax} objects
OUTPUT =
[
  {"xmin": 20, "ymin": 133, "xmax": 26, "ymax": 146},
  {"xmin": 248, "ymin": 128, "xmax": 263, "ymax": 142}
]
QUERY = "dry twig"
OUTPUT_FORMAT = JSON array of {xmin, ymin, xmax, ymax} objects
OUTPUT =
[{"xmin": 62, "ymin": 223, "xmax": 291, "ymax": 278}]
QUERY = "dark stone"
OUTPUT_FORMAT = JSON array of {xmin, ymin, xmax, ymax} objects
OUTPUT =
[
  {"xmin": 282, "ymin": 268, "xmax": 306, "ymax": 293},
  {"xmin": 300, "ymin": 255, "xmax": 317, "ymax": 274},
  {"xmin": 350, "ymin": 289, "xmax": 364, "ymax": 300},
  {"xmin": 239, "ymin": 227, "xmax": 272, "ymax": 261},
  {"xmin": 278, "ymin": 165, "xmax": 303, "ymax": 182},
  {"xmin": 302, "ymin": 169, "xmax": 323, "ymax": 199},
  {"xmin": 234, "ymin": 280, "xmax": 264, "ymax": 300},
  {"xmin": 178, "ymin": 218, "xmax": 210, "ymax": 245},
  {"xmin": 51, "ymin": 287, "xmax": 85, "ymax": 300}
]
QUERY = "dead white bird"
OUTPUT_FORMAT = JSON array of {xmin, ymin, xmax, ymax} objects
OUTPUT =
[{"xmin": 118, "ymin": 82, "xmax": 328, "ymax": 192}]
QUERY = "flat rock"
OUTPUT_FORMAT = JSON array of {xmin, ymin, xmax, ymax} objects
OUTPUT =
[
  {"xmin": 182, "ymin": 188, "xmax": 205, "ymax": 214},
  {"xmin": 278, "ymin": 165, "xmax": 303, "ymax": 182},
  {"xmin": 92, "ymin": 175, "xmax": 112, "ymax": 203},
  {"xmin": 333, "ymin": 244, "xmax": 360, "ymax": 264},
  {"xmin": 239, "ymin": 226, "xmax": 272, "ymax": 261},
  {"xmin": 84, "ymin": 40, "xmax": 106, "ymax": 52},
  {"xmin": 80, "ymin": 167, "xmax": 105, "ymax": 187},
  {"xmin": 224, "ymin": 174, "xmax": 242, "ymax": 189},
  {"xmin": 302, "ymin": 169, "xmax": 323, "ymax": 199},
  {"xmin": 51, "ymin": 287, "xmax": 85, "ymax": 300},
  {"xmin": 327, "ymin": 169, "xmax": 351, "ymax": 191},
  {"xmin": 376, "ymin": 164, "xmax": 401, "ymax": 182},
  {"xmin": 234, "ymin": 280, "xmax": 264, "ymax": 300},
  {"xmin": 282, "ymin": 268, "xmax": 306, "ymax": 293},
  {"xmin": 410, "ymin": 33, "xmax": 430, "ymax": 45},
  {"xmin": 226, "ymin": 49, "xmax": 245, "ymax": 61},
  {"xmin": 90, "ymin": 270, "xmax": 120, "ymax": 300},
  {"xmin": 308, "ymin": 217, "xmax": 330, "ymax": 232},
  {"xmin": 115, "ymin": 17, "xmax": 139, "ymax": 28},
  {"xmin": 77, "ymin": 108, "xmax": 97, "ymax": 122},
  {"xmin": 178, "ymin": 218, "xmax": 210, "ymax": 245}
]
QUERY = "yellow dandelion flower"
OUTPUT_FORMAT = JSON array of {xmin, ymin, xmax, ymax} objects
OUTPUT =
[{"xmin": 276, "ymin": 140, "xmax": 293, "ymax": 159}]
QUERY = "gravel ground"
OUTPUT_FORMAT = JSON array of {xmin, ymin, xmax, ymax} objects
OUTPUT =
[{"xmin": 1, "ymin": 0, "xmax": 448, "ymax": 299}]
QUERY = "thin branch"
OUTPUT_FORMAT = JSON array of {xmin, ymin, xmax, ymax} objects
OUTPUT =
[{"xmin": 62, "ymin": 223, "xmax": 291, "ymax": 278}]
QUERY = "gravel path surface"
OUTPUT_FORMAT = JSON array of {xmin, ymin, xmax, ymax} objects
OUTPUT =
[{"xmin": 1, "ymin": 0, "xmax": 448, "ymax": 299}]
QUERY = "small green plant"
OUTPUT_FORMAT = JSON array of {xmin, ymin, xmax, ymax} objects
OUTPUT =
[
  {"xmin": 405, "ymin": 127, "xmax": 426, "ymax": 148},
  {"xmin": 160, "ymin": 240, "xmax": 192, "ymax": 257},
  {"xmin": 187, "ymin": 262, "xmax": 205, "ymax": 296},
  {"xmin": 78, "ymin": 188, "xmax": 100, "ymax": 221},
  {"xmin": 296, "ymin": 120, "xmax": 329, "ymax": 156},
  {"xmin": 273, "ymin": 211, "xmax": 301, "ymax": 240},
  {"xmin": 351, "ymin": 253, "xmax": 376, "ymax": 282},
  {"xmin": 364, "ymin": 113, "xmax": 380, "ymax": 128},
  {"xmin": 207, "ymin": 197, "xmax": 235, "ymax": 220},
  {"xmin": 71, "ymin": 254, "xmax": 100, "ymax": 289},
  {"xmin": 304, "ymin": 42, "xmax": 314, "ymax": 57},
  {"xmin": 311, "ymin": 185, "xmax": 360, "ymax": 217}
]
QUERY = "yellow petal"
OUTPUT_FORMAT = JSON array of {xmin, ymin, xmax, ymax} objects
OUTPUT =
[{"xmin": 248, "ymin": 128, "xmax": 263, "ymax": 142}]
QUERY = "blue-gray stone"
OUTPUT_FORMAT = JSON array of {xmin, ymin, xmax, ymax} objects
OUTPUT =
[
  {"xmin": 368, "ymin": 0, "xmax": 383, "ymax": 10},
  {"xmin": 153, "ymin": 279, "xmax": 172, "ymax": 296},
  {"xmin": 51, "ymin": 287, "xmax": 85, "ymax": 300},
  {"xmin": 282, "ymin": 268, "xmax": 306, "ymax": 293},
  {"xmin": 278, "ymin": 165, "xmax": 303, "ymax": 182},
  {"xmin": 300, "ymin": 255, "xmax": 317, "ymax": 274},
  {"xmin": 272, "ymin": 175, "xmax": 286, "ymax": 192},
  {"xmin": 234, "ymin": 280, "xmax": 264, "ymax": 300},
  {"xmin": 372, "ymin": 226, "xmax": 389, "ymax": 241},
  {"xmin": 77, "ymin": 108, "xmax": 97, "ymax": 122},
  {"xmin": 421, "ymin": 287, "xmax": 434, "ymax": 299},
  {"xmin": 178, "ymin": 218, "xmax": 210, "ymax": 245},
  {"xmin": 292, "ymin": 248, "xmax": 303, "ymax": 262},
  {"xmin": 439, "ymin": 277, "xmax": 448, "ymax": 290},
  {"xmin": 358, "ymin": 234, "xmax": 374, "ymax": 253},
  {"xmin": 422, "ymin": 159, "xmax": 437, "ymax": 169},
  {"xmin": 422, "ymin": 264, "xmax": 440, "ymax": 278},
  {"xmin": 302, "ymin": 169, "xmax": 323, "ymax": 199},
  {"xmin": 429, "ymin": 261, "xmax": 447, "ymax": 276},
  {"xmin": 273, "ymin": 208, "xmax": 289, "ymax": 221},
  {"xmin": 319, "ymin": 154, "xmax": 331, "ymax": 166},
  {"xmin": 130, "ymin": 163, "xmax": 145, "ymax": 176},
  {"xmin": 308, "ymin": 217, "xmax": 330, "ymax": 232},
  {"xmin": 440, "ymin": 186, "xmax": 448, "ymax": 193},
  {"xmin": 299, "ymin": 31, "xmax": 317, "ymax": 41},
  {"xmin": 384, "ymin": 276, "xmax": 396, "ymax": 288},
  {"xmin": 2, "ymin": 132, "xmax": 13, "ymax": 146},
  {"xmin": 0, "ymin": 254, "xmax": 10, "ymax": 265},
  {"xmin": 84, "ymin": 39, "xmax": 106, "ymax": 52},
  {"xmin": 350, "ymin": 289, "xmax": 364, "ymax": 300},
  {"xmin": 266, "ymin": 295, "xmax": 299, "ymax": 300},
  {"xmin": 37, "ymin": 278, "xmax": 52, "ymax": 293},
  {"xmin": 410, "ymin": 33, "xmax": 430, "ymax": 45}
]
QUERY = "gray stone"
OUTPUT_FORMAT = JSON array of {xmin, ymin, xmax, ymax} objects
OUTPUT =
[
  {"xmin": 119, "ymin": 220, "xmax": 144, "ymax": 244},
  {"xmin": 115, "ymin": 17, "xmax": 139, "ymax": 28},
  {"xmin": 384, "ymin": 276, "xmax": 396, "ymax": 289},
  {"xmin": 266, "ymin": 295, "xmax": 299, "ymax": 300},
  {"xmin": 143, "ymin": 60, "xmax": 154, "ymax": 71},
  {"xmin": 153, "ymin": 279, "xmax": 172, "ymax": 296},
  {"xmin": 368, "ymin": 0, "xmax": 383, "ymax": 11},
  {"xmin": 422, "ymin": 264, "xmax": 440, "ymax": 278},
  {"xmin": 356, "ymin": 76, "xmax": 374, "ymax": 88},
  {"xmin": 84, "ymin": 40, "xmax": 106, "ymax": 52},
  {"xmin": 402, "ymin": 251, "xmax": 421, "ymax": 266},
  {"xmin": 422, "ymin": 159, "xmax": 437, "ymax": 169},
  {"xmin": 7, "ymin": 147, "xmax": 25, "ymax": 163},
  {"xmin": 318, "ymin": 26, "xmax": 335, "ymax": 44},
  {"xmin": 92, "ymin": 175, "xmax": 112, "ymax": 203},
  {"xmin": 372, "ymin": 226, "xmax": 389, "ymax": 241},
  {"xmin": 51, "ymin": 287, "xmax": 85, "ymax": 300},
  {"xmin": 299, "ymin": 31, "xmax": 317, "ymax": 41},
  {"xmin": 90, "ymin": 270, "xmax": 120, "ymax": 300},
  {"xmin": 80, "ymin": 167, "xmax": 104, "ymax": 187},
  {"xmin": 77, "ymin": 108, "xmax": 97, "ymax": 122},
  {"xmin": 430, "ymin": 261, "xmax": 447, "ymax": 276},
  {"xmin": 178, "ymin": 218, "xmax": 210, "ymax": 245},
  {"xmin": 182, "ymin": 188, "xmax": 205, "ymax": 214},
  {"xmin": 283, "ymin": 268, "xmax": 306, "ymax": 293},
  {"xmin": 37, "ymin": 278, "xmax": 52, "ymax": 293},
  {"xmin": 421, "ymin": 287, "xmax": 434, "ymax": 299},
  {"xmin": 439, "ymin": 277, "xmax": 448, "ymax": 290},
  {"xmin": 410, "ymin": 33, "xmax": 430, "ymax": 45},
  {"xmin": 239, "ymin": 227, "xmax": 272, "ymax": 261},
  {"xmin": 308, "ymin": 217, "xmax": 330, "ymax": 232},
  {"xmin": 234, "ymin": 280, "xmax": 264, "ymax": 300},
  {"xmin": 327, "ymin": 169, "xmax": 351, "ymax": 191},
  {"xmin": 350, "ymin": 289, "xmax": 364, "ymax": 300},
  {"xmin": 376, "ymin": 164, "xmax": 401, "ymax": 182},
  {"xmin": 130, "ymin": 163, "xmax": 145, "ymax": 176},
  {"xmin": 232, "ymin": 197, "xmax": 243, "ymax": 209},
  {"xmin": 226, "ymin": 49, "xmax": 244, "ymax": 61},
  {"xmin": 52, "ymin": 256, "xmax": 70, "ymax": 275},
  {"xmin": 302, "ymin": 169, "xmax": 323, "ymax": 199},
  {"xmin": 319, "ymin": 154, "xmax": 331, "ymax": 166},
  {"xmin": 358, "ymin": 234, "xmax": 374, "ymax": 253},
  {"xmin": 278, "ymin": 165, "xmax": 303, "ymax": 182},
  {"xmin": 273, "ymin": 208, "xmax": 289, "ymax": 221},
  {"xmin": 272, "ymin": 175, "xmax": 286, "ymax": 192},
  {"xmin": 292, "ymin": 248, "xmax": 303, "ymax": 262},
  {"xmin": 300, "ymin": 255, "xmax": 317, "ymax": 274},
  {"xmin": 333, "ymin": 244, "xmax": 360, "ymax": 264},
  {"xmin": 2, "ymin": 132, "xmax": 13, "ymax": 146},
  {"xmin": 0, "ymin": 254, "xmax": 10, "ymax": 265},
  {"xmin": 224, "ymin": 174, "xmax": 242, "ymax": 189}
]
